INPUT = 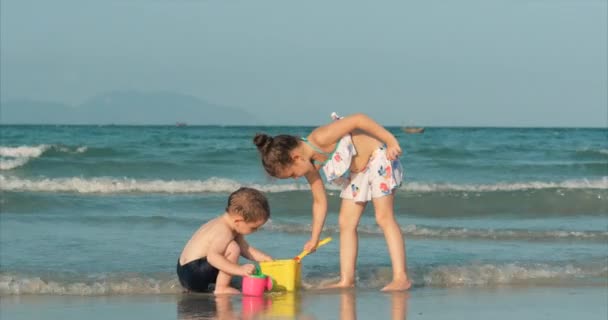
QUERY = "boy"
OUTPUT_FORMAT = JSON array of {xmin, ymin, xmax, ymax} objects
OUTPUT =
[{"xmin": 177, "ymin": 187, "xmax": 273, "ymax": 294}]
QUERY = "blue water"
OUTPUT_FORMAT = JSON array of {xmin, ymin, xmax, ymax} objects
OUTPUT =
[{"xmin": 0, "ymin": 125, "xmax": 606, "ymax": 295}]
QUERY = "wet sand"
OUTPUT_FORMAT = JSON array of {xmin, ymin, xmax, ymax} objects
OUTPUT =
[{"xmin": 2, "ymin": 286, "xmax": 606, "ymax": 320}]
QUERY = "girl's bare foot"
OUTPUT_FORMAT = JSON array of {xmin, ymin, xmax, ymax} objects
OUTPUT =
[
  {"xmin": 381, "ymin": 278, "xmax": 412, "ymax": 292},
  {"xmin": 322, "ymin": 280, "xmax": 355, "ymax": 289},
  {"xmin": 214, "ymin": 286, "xmax": 241, "ymax": 295}
]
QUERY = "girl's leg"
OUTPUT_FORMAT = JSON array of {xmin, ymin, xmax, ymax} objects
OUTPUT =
[
  {"xmin": 328, "ymin": 199, "xmax": 366, "ymax": 288},
  {"xmin": 214, "ymin": 241, "xmax": 241, "ymax": 295},
  {"xmin": 372, "ymin": 192, "xmax": 411, "ymax": 291}
]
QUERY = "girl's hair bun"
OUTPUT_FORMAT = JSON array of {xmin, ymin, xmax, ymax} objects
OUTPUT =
[{"xmin": 253, "ymin": 133, "xmax": 272, "ymax": 152}]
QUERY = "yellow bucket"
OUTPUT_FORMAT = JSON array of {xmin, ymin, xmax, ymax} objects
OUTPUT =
[
  {"xmin": 259, "ymin": 259, "xmax": 301, "ymax": 292},
  {"xmin": 260, "ymin": 237, "xmax": 332, "ymax": 292}
]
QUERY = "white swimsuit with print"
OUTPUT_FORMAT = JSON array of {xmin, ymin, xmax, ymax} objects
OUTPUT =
[{"xmin": 301, "ymin": 113, "xmax": 404, "ymax": 202}]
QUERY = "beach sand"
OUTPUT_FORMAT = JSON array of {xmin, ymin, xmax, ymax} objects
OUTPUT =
[{"xmin": 2, "ymin": 286, "xmax": 606, "ymax": 320}]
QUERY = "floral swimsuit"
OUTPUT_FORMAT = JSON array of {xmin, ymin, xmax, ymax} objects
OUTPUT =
[{"xmin": 301, "ymin": 115, "xmax": 404, "ymax": 202}]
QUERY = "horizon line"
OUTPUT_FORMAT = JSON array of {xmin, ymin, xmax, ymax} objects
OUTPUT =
[{"xmin": 1, "ymin": 123, "xmax": 606, "ymax": 129}]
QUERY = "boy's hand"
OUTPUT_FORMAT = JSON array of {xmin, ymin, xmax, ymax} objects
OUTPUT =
[
  {"xmin": 386, "ymin": 143, "xmax": 402, "ymax": 160},
  {"xmin": 239, "ymin": 264, "xmax": 256, "ymax": 276}
]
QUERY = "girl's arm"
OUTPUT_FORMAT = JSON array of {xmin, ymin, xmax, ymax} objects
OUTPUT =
[
  {"xmin": 311, "ymin": 113, "xmax": 402, "ymax": 159},
  {"xmin": 303, "ymin": 169, "xmax": 328, "ymax": 252},
  {"xmin": 235, "ymin": 235, "xmax": 273, "ymax": 262}
]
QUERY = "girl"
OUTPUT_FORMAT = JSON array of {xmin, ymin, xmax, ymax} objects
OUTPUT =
[{"xmin": 253, "ymin": 113, "xmax": 410, "ymax": 291}]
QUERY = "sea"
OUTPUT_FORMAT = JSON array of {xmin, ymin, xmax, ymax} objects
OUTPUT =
[{"xmin": 0, "ymin": 125, "xmax": 606, "ymax": 319}]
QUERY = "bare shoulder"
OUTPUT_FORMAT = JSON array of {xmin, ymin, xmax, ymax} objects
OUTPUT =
[
  {"xmin": 198, "ymin": 217, "xmax": 232, "ymax": 240},
  {"xmin": 191, "ymin": 217, "xmax": 233, "ymax": 246}
]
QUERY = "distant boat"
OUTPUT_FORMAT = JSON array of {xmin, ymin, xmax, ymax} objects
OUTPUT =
[
  {"xmin": 402, "ymin": 126, "xmax": 425, "ymax": 134},
  {"xmin": 176, "ymin": 122, "xmax": 187, "ymax": 127}
]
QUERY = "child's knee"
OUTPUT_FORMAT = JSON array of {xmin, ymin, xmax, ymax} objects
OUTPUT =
[
  {"xmin": 225, "ymin": 241, "xmax": 240, "ymax": 259},
  {"xmin": 374, "ymin": 211, "xmax": 396, "ymax": 227},
  {"xmin": 339, "ymin": 214, "xmax": 358, "ymax": 231}
]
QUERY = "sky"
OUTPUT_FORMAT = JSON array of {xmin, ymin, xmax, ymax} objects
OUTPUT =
[{"xmin": 1, "ymin": 0, "xmax": 607, "ymax": 126}]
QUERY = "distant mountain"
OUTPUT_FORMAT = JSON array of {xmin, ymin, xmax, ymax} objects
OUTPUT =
[
  {"xmin": 1, "ymin": 91, "xmax": 258, "ymax": 125},
  {"xmin": 1, "ymin": 100, "xmax": 81, "ymax": 124}
]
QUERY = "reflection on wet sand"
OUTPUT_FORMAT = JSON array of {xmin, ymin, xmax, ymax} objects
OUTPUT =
[
  {"xmin": 177, "ymin": 294, "xmax": 221, "ymax": 320},
  {"xmin": 389, "ymin": 292, "xmax": 410, "ymax": 320},
  {"xmin": 340, "ymin": 290, "xmax": 410, "ymax": 320},
  {"xmin": 177, "ymin": 294, "xmax": 276, "ymax": 320},
  {"xmin": 176, "ymin": 290, "xmax": 409, "ymax": 319}
]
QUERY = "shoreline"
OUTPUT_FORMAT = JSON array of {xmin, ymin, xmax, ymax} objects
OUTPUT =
[{"xmin": 2, "ymin": 286, "xmax": 606, "ymax": 320}]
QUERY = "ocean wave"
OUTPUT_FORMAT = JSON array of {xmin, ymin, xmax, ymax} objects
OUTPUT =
[
  {"xmin": 0, "ymin": 145, "xmax": 50, "ymax": 170},
  {"xmin": 306, "ymin": 261, "xmax": 608, "ymax": 289},
  {"xmin": 575, "ymin": 148, "xmax": 608, "ymax": 158},
  {"xmin": 1, "ymin": 176, "xmax": 606, "ymax": 194},
  {"xmin": 0, "ymin": 144, "xmax": 87, "ymax": 170},
  {"xmin": 402, "ymin": 179, "xmax": 608, "ymax": 192},
  {"xmin": 421, "ymin": 262, "xmax": 608, "ymax": 287},
  {"xmin": 0, "ymin": 176, "xmax": 312, "ymax": 194},
  {"xmin": 0, "ymin": 145, "xmax": 51, "ymax": 158},
  {"xmin": 0, "ymin": 273, "xmax": 182, "ymax": 296},
  {"xmin": 264, "ymin": 222, "xmax": 608, "ymax": 242},
  {"xmin": 2, "ymin": 261, "xmax": 605, "ymax": 295},
  {"xmin": 0, "ymin": 157, "xmax": 31, "ymax": 170}
]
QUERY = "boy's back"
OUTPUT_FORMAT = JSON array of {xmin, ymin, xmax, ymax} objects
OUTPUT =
[{"xmin": 179, "ymin": 217, "xmax": 232, "ymax": 266}]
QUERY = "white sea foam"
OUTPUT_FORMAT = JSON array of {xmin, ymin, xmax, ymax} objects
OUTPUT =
[
  {"xmin": 264, "ymin": 222, "xmax": 608, "ymax": 241},
  {"xmin": 1, "ymin": 262, "xmax": 605, "ymax": 295},
  {"xmin": 0, "ymin": 175, "xmax": 313, "ymax": 193},
  {"xmin": 55, "ymin": 146, "xmax": 88, "ymax": 153},
  {"xmin": 0, "ymin": 145, "xmax": 50, "ymax": 158},
  {"xmin": 403, "ymin": 178, "xmax": 608, "ymax": 192},
  {"xmin": 0, "ymin": 274, "xmax": 182, "ymax": 296},
  {"xmin": 1, "ymin": 175, "xmax": 606, "ymax": 194},
  {"xmin": 76, "ymin": 146, "xmax": 88, "ymax": 153},
  {"xmin": 0, "ymin": 145, "xmax": 50, "ymax": 170},
  {"xmin": 0, "ymin": 144, "xmax": 87, "ymax": 170},
  {"xmin": 422, "ymin": 263, "xmax": 607, "ymax": 287},
  {"xmin": 399, "ymin": 225, "xmax": 608, "ymax": 241},
  {"xmin": 0, "ymin": 158, "xmax": 31, "ymax": 170}
]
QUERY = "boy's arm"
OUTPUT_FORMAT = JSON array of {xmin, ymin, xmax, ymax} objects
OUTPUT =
[
  {"xmin": 206, "ymin": 232, "xmax": 254, "ymax": 276},
  {"xmin": 304, "ymin": 169, "xmax": 328, "ymax": 252},
  {"xmin": 235, "ymin": 235, "xmax": 273, "ymax": 262},
  {"xmin": 311, "ymin": 113, "xmax": 402, "ymax": 160}
]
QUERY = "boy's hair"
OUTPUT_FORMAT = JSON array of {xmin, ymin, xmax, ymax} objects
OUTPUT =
[
  {"xmin": 253, "ymin": 133, "xmax": 299, "ymax": 177},
  {"xmin": 225, "ymin": 187, "xmax": 270, "ymax": 222}
]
